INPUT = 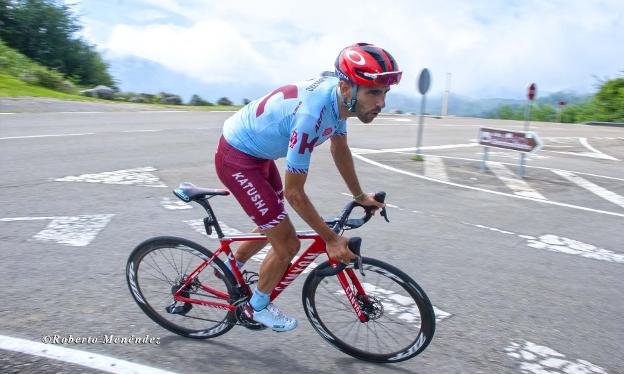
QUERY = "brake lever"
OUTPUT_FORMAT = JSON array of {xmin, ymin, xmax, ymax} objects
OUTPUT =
[
  {"xmin": 356, "ymin": 255, "xmax": 364, "ymax": 276},
  {"xmin": 381, "ymin": 207, "xmax": 390, "ymax": 223}
]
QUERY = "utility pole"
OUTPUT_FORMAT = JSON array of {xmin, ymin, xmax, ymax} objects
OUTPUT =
[{"xmin": 441, "ymin": 72, "xmax": 451, "ymax": 116}]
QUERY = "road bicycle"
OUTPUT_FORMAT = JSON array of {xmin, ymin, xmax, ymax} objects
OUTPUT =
[{"xmin": 126, "ymin": 182, "xmax": 435, "ymax": 363}]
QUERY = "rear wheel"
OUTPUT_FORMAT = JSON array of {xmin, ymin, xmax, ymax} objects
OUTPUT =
[
  {"xmin": 126, "ymin": 236, "xmax": 237, "ymax": 339},
  {"xmin": 302, "ymin": 257, "xmax": 435, "ymax": 363}
]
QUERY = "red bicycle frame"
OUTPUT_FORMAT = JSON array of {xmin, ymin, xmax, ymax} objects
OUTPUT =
[{"xmin": 172, "ymin": 230, "xmax": 369, "ymax": 322}]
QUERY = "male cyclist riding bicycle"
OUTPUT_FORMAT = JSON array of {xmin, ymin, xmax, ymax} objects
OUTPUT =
[{"xmin": 214, "ymin": 42, "xmax": 401, "ymax": 332}]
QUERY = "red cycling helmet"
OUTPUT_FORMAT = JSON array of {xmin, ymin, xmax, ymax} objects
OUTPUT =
[
  {"xmin": 335, "ymin": 43, "xmax": 402, "ymax": 87},
  {"xmin": 335, "ymin": 43, "xmax": 401, "ymax": 112}
]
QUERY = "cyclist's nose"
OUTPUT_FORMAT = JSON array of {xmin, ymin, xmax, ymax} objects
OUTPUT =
[{"xmin": 377, "ymin": 95, "xmax": 386, "ymax": 109}]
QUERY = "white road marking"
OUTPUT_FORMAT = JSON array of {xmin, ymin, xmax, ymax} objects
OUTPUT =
[
  {"xmin": 57, "ymin": 111, "xmax": 111, "ymax": 114},
  {"xmin": 552, "ymin": 170, "xmax": 624, "ymax": 209},
  {"xmin": 462, "ymin": 222, "xmax": 623, "ymax": 264},
  {"xmin": 461, "ymin": 222, "xmax": 517, "ymax": 235},
  {"xmin": 121, "ymin": 129, "xmax": 162, "ymax": 133},
  {"xmin": 55, "ymin": 167, "xmax": 167, "ymax": 188},
  {"xmin": 0, "ymin": 335, "xmax": 178, "ymax": 374},
  {"xmin": 526, "ymin": 234, "xmax": 623, "ymax": 264},
  {"xmin": 0, "ymin": 133, "xmax": 95, "ymax": 140},
  {"xmin": 417, "ymin": 154, "xmax": 624, "ymax": 182},
  {"xmin": 487, "ymin": 162, "xmax": 546, "ymax": 199},
  {"xmin": 339, "ymin": 283, "xmax": 451, "ymax": 323},
  {"xmin": 138, "ymin": 110, "xmax": 188, "ymax": 113},
  {"xmin": 354, "ymin": 154, "xmax": 624, "ymax": 218},
  {"xmin": 160, "ymin": 197, "xmax": 192, "ymax": 210},
  {"xmin": 547, "ymin": 150, "xmax": 619, "ymax": 161},
  {"xmin": 424, "ymin": 155, "xmax": 449, "ymax": 181},
  {"xmin": 351, "ymin": 144, "xmax": 478, "ymax": 155},
  {"xmin": 579, "ymin": 137, "xmax": 619, "ymax": 161},
  {"xmin": 505, "ymin": 340, "xmax": 608, "ymax": 374},
  {"xmin": 0, "ymin": 112, "xmax": 16, "ymax": 115},
  {"xmin": 0, "ymin": 215, "xmax": 114, "ymax": 247}
]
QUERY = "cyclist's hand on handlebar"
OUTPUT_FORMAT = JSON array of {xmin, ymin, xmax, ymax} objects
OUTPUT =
[
  {"xmin": 356, "ymin": 193, "xmax": 385, "ymax": 213},
  {"xmin": 326, "ymin": 236, "xmax": 356, "ymax": 265}
]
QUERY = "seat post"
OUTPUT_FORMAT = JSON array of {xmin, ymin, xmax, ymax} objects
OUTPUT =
[{"xmin": 197, "ymin": 199, "xmax": 224, "ymax": 238}]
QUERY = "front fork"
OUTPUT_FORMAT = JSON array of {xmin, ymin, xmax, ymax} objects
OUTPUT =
[{"xmin": 335, "ymin": 267, "xmax": 370, "ymax": 322}]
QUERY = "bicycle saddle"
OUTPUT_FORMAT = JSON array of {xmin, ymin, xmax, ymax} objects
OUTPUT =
[{"xmin": 173, "ymin": 182, "xmax": 230, "ymax": 202}]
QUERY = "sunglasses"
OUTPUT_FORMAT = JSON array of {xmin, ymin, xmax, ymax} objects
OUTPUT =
[{"xmin": 362, "ymin": 71, "xmax": 403, "ymax": 85}]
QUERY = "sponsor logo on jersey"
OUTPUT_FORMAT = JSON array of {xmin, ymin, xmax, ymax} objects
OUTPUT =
[
  {"xmin": 315, "ymin": 107, "xmax": 326, "ymax": 133},
  {"xmin": 306, "ymin": 77, "xmax": 327, "ymax": 92},
  {"xmin": 289, "ymin": 130, "xmax": 298, "ymax": 149},
  {"xmin": 293, "ymin": 101, "xmax": 303, "ymax": 115},
  {"xmin": 298, "ymin": 133, "xmax": 319, "ymax": 154}
]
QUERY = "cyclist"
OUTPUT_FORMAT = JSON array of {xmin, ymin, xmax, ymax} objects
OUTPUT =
[{"xmin": 214, "ymin": 42, "xmax": 401, "ymax": 332}]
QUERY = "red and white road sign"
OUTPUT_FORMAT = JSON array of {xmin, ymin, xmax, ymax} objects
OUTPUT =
[
  {"xmin": 478, "ymin": 127, "xmax": 543, "ymax": 153},
  {"xmin": 528, "ymin": 83, "xmax": 537, "ymax": 101}
]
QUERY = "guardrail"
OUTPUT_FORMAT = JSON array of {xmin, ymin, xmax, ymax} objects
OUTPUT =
[{"xmin": 584, "ymin": 121, "xmax": 624, "ymax": 127}]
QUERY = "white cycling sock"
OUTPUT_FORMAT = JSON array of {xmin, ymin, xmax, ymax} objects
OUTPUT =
[{"xmin": 225, "ymin": 259, "xmax": 245, "ymax": 273}]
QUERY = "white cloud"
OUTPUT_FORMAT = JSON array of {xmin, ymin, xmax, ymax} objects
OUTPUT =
[{"xmin": 93, "ymin": 0, "xmax": 624, "ymax": 98}]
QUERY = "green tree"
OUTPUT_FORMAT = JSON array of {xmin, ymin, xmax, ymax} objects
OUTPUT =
[
  {"xmin": 592, "ymin": 77, "xmax": 624, "ymax": 122},
  {"xmin": 0, "ymin": 0, "xmax": 114, "ymax": 87},
  {"xmin": 530, "ymin": 104, "xmax": 556, "ymax": 122},
  {"xmin": 217, "ymin": 97, "xmax": 233, "ymax": 106}
]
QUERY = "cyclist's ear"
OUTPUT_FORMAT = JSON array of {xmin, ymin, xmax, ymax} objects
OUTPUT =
[{"xmin": 338, "ymin": 80, "xmax": 352, "ymax": 100}]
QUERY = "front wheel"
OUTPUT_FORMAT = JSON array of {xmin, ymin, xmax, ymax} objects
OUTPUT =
[{"xmin": 302, "ymin": 257, "xmax": 435, "ymax": 363}]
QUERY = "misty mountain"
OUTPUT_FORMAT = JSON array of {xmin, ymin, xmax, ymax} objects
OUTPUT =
[
  {"xmin": 385, "ymin": 91, "xmax": 592, "ymax": 117},
  {"xmin": 106, "ymin": 55, "xmax": 271, "ymax": 104},
  {"xmin": 105, "ymin": 55, "xmax": 592, "ymax": 115}
]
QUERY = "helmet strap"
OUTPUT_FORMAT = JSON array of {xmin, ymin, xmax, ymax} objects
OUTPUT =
[{"xmin": 347, "ymin": 84, "xmax": 358, "ymax": 113}]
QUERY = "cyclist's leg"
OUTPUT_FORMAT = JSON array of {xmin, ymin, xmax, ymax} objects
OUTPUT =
[
  {"xmin": 233, "ymin": 160, "xmax": 282, "ymax": 263},
  {"xmin": 232, "ymin": 228, "xmax": 266, "ymax": 263},
  {"xmin": 215, "ymin": 137, "xmax": 298, "ymax": 331},
  {"xmin": 243, "ymin": 217, "xmax": 299, "ymax": 331},
  {"xmin": 256, "ymin": 216, "xmax": 300, "ymax": 294}
]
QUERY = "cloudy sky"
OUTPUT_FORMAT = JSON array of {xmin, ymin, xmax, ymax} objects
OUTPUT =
[{"xmin": 71, "ymin": 0, "xmax": 623, "ymax": 99}]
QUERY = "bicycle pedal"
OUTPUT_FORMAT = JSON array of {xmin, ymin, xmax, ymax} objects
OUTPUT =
[{"xmin": 232, "ymin": 299, "xmax": 266, "ymax": 331}]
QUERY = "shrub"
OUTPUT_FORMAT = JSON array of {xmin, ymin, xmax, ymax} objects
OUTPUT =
[
  {"xmin": 189, "ymin": 94, "xmax": 213, "ymax": 106},
  {"xmin": 217, "ymin": 97, "xmax": 233, "ymax": 106}
]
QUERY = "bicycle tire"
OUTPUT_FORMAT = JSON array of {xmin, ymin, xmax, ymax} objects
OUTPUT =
[
  {"xmin": 126, "ymin": 236, "xmax": 237, "ymax": 339},
  {"xmin": 302, "ymin": 257, "xmax": 435, "ymax": 363}
]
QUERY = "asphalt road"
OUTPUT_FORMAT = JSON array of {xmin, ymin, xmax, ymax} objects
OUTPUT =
[{"xmin": 1, "ymin": 103, "xmax": 622, "ymax": 373}]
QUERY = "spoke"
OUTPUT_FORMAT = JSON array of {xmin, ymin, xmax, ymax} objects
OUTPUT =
[
  {"xmin": 312, "ymin": 305, "xmax": 353, "ymax": 313},
  {"xmin": 157, "ymin": 247, "xmax": 180, "ymax": 278},
  {"xmin": 182, "ymin": 254, "xmax": 196, "ymax": 277},
  {"xmin": 139, "ymin": 271, "xmax": 172, "ymax": 284},
  {"xmin": 319, "ymin": 282, "xmax": 353, "ymax": 310},
  {"xmin": 144, "ymin": 253, "xmax": 176, "ymax": 285},
  {"xmin": 370, "ymin": 320, "xmax": 404, "ymax": 347},
  {"xmin": 328, "ymin": 319, "xmax": 359, "ymax": 334}
]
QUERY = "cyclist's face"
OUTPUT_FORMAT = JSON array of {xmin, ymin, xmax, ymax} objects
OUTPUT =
[{"xmin": 355, "ymin": 85, "xmax": 390, "ymax": 124}]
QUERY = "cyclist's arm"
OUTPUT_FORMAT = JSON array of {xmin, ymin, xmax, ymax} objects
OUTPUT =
[
  {"xmin": 330, "ymin": 134, "xmax": 385, "ymax": 209},
  {"xmin": 284, "ymin": 172, "xmax": 339, "ymax": 243},
  {"xmin": 329, "ymin": 134, "xmax": 364, "ymax": 199}
]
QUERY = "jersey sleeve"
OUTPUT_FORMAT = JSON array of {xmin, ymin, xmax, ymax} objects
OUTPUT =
[
  {"xmin": 334, "ymin": 118, "xmax": 347, "ymax": 136},
  {"xmin": 285, "ymin": 113, "xmax": 318, "ymax": 174}
]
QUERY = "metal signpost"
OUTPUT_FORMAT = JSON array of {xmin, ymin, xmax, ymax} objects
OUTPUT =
[
  {"xmin": 415, "ymin": 68, "xmax": 431, "ymax": 157},
  {"xmin": 479, "ymin": 127, "xmax": 543, "ymax": 175},
  {"xmin": 519, "ymin": 83, "xmax": 537, "ymax": 176}
]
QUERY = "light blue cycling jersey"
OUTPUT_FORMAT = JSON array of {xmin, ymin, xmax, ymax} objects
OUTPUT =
[{"xmin": 222, "ymin": 75, "xmax": 347, "ymax": 174}]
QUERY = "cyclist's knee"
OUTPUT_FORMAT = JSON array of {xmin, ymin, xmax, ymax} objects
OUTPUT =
[{"xmin": 285, "ymin": 236, "xmax": 300, "ymax": 257}]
